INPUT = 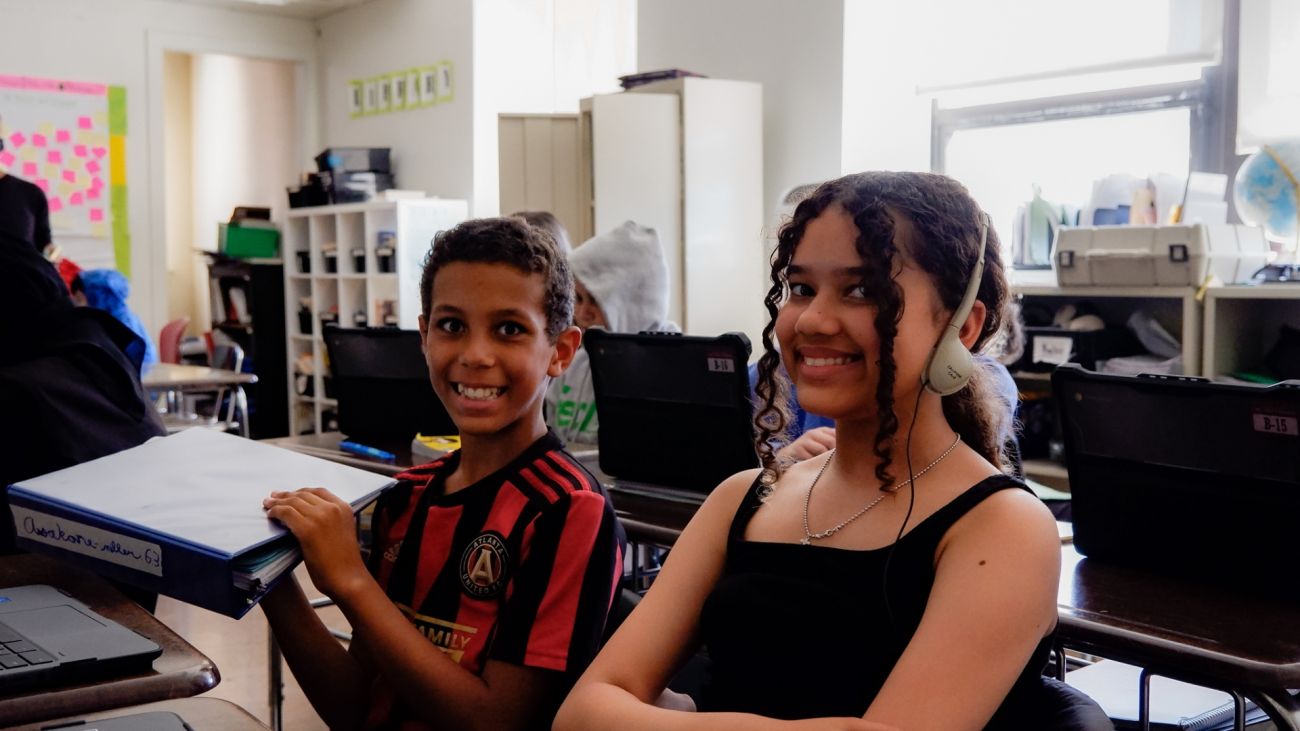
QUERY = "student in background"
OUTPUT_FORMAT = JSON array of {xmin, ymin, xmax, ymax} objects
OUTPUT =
[
  {"xmin": 511, "ymin": 210, "xmax": 572, "ymax": 254},
  {"xmin": 0, "ymin": 236, "xmax": 164, "ymax": 556},
  {"xmin": 262, "ymin": 217, "xmax": 626, "ymax": 731},
  {"xmin": 546, "ymin": 220, "xmax": 676, "ymax": 448},
  {"xmin": 71, "ymin": 269, "xmax": 159, "ymax": 371},
  {"xmin": 557, "ymin": 172, "xmax": 1064, "ymax": 730}
]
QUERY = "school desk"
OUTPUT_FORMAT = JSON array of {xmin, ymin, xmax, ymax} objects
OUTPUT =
[
  {"xmin": 0, "ymin": 554, "xmax": 219, "ymax": 727},
  {"xmin": 143, "ymin": 363, "xmax": 258, "ymax": 437},
  {"xmin": 4, "ymin": 697, "xmax": 267, "ymax": 731}
]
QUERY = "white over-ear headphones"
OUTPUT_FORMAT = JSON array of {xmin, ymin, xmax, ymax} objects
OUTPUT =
[{"xmin": 921, "ymin": 213, "xmax": 988, "ymax": 396}]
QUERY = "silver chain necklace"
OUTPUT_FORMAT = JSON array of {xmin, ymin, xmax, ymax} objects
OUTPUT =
[{"xmin": 800, "ymin": 433, "xmax": 963, "ymax": 546}]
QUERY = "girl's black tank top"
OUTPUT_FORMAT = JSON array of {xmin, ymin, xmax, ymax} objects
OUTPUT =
[{"xmin": 696, "ymin": 472, "xmax": 1054, "ymax": 725}]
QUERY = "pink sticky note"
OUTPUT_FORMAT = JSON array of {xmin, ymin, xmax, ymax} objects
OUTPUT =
[
  {"xmin": 74, "ymin": 144, "xmax": 87, "ymax": 158},
  {"xmin": 22, "ymin": 162, "xmax": 38, "ymax": 177},
  {"xmin": 86, "ymin": 160, "xmax": 101, "ymax": 174},
  {"xmin": 46, "ymin": 150, "xmax": 62, "ymax": 164},
  {"xmin": 34, "ymin": 179, "xmax": 49, "ymax": 193},
  {"xmin": 9, "ymin": 132, "xmax": 25, "ymax": 148},
  {"xmin": 0, "ymin": 151, "xmax": 13, "ymax": 167},
  {"xmin": 77, "ymin": 116, "xmax": 93, "ymax": 130},
  {"xmin": 62, "ymin": 169, "xmax": 77, "ymax": 183},
  {"xmin": 69, "ymin": 192, "xmax": 84, "ymax": 206},
  {"xmin": 92, "ymin": 147, "xmax": 107, "ymax": 159},
  {"xmin": 48, "ymin": 196, "xmax": 63, "ymax": 212},
  {"xmin": 90, "ymin": 176, "xmax": 104, "ymax": 191},
  {"xmin": 56, "ymin": 130, "xmax": 71, "ymax": 144},
  {"xmin": 89, "ymin": 208, "xmax": 104, "ymax": 222},
  {"xmin": 32, "ymin": 134, "xmax": 47, "ymax": 148}
]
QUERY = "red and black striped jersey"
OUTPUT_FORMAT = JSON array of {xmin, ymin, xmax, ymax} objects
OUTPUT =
[{"xmin": 363, "ymin": 430, "xmax": 626, "ymax": 730}]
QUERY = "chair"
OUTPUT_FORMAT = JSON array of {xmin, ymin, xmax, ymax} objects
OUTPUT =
[
  {"xmin": 160, "ymin": 341, "xmax": 250, "ymax": 437},
  {"xmin": 158, "ymin": 317, "xmax": 190, "ymax": 364}
]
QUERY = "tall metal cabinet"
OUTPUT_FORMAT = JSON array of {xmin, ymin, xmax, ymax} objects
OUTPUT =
[{"xmin": 500, "ymin": 78, "xmax": 767, "ymax": 346}]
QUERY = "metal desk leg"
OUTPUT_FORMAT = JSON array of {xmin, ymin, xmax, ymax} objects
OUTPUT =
[
  {"xmin": 1252, "ymin": 688, "xmax": 1300, "ymax": 731},
  {"xmin": 1139, "ymin": 667, "xmax": 1153, "ymax": 731},
  {"xmin": 269, "ymin": 633, "xmax": 283, "ymax": 731}
]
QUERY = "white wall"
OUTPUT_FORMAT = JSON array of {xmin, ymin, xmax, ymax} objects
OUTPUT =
[
  {"xmin": 162, "ymin": 51, "xmax": 195, "ymax": 334},
  {"xmin": 317, "ymin": 0, "xmax": 476, "ymax": 211},
  {"xmin": 473, "ymin": 0, "xmax": 636, "ymax": 218},
  {"xmin": 840, "ymin": 0, "xmax": 935, "ymax": 175},
  {"xmin": 638, "ymin": 0, "xmax": 845, "ymax": 236},
  {"xmin": 190, "ymin": 53, "xmax": 298, "ymax": 329},
  {"xmin": 0, "ymin": 0, "xmax": 318, "ymax": 337}
]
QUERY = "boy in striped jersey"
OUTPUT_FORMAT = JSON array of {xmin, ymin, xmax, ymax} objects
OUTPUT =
[{"xmin": 263, "ymin": 217, "xmax": 626, "ymax": 731}]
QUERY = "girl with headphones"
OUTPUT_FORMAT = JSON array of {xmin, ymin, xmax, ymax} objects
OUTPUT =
[{"xmin": 557, "ymin": 172, "xmax": 1067, "ymax": 730}]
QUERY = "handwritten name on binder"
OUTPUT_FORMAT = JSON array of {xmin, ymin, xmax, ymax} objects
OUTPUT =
[{"xmin": 11, "ymin": 506, "xmax": 163, "ymax": 576}]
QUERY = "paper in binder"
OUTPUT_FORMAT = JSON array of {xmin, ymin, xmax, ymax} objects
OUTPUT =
[{"xmin": 6, "ymin": 429, "xmax": 395, "ymax": 618}]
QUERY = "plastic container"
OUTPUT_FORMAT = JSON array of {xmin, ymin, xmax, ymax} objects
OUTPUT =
[
  {"xmin": 296, "ymin": 251, "xmax": 311, "ymax": 274},
  {"xmin": 219, "ymin": 223, "xmax": 280, "ymax": 259},
  {"xmin": 352, "ymin": 248, "xmax": 366, "ymax": 272}
]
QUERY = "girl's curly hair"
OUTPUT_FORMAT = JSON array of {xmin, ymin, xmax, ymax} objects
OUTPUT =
[{"xmin": 754, "ymin": 172, "xmax": 1011, "ymax": 487}]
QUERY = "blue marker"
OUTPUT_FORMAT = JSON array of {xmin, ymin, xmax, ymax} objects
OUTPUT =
[{"xmin": 339, "ymin": 440, "xmax": 397, "ymax": 462}]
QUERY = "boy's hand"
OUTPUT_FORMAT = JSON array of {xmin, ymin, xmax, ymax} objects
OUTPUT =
[
  {"xmin": 777, "ymin": 426, "xmax": 836, "ymax": 463},
  {"xmin": 263, "ymin": 487, "xmax": 369, "ymax": 601}
]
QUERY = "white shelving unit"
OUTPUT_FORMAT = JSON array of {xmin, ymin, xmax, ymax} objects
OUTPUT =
[
  {"xmin": 1009, "ymin": 270, "xmax": 1202, "ymax": 491},
  {"xmin": 283, "ymin": 199, "xmax": 468, "ymax": 434},
  {"xmin": 1203, "ymin": 284, "xmax": 1300, "ymax": 378}
]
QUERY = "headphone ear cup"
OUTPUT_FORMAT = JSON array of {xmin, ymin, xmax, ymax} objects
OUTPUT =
[{"xmin": 923, "ymin": 332, "xmax": 975, "ymax": 396}]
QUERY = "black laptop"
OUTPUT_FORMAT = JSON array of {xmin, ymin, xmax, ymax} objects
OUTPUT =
[
  {"xmin": 0, "ymin": 584, "xmax": 161, "ymax": 692},
  {"xmin": 1053, "ymin": 364, "xmax": 1300, "ymax": 593},
  {"xmin": 323, "ymin": 328, "xmax": 457, "ymax": 443},
  {"xmin": 586, "ymin": 330, "xmax": 758, "ymax": 499}
]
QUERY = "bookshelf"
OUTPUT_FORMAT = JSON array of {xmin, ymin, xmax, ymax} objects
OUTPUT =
[
  {"xmin": 205, "ymin": 255, "xmax": 287, "ymax": 439},
  {"xmin": 283, "ymin": 199, "xmax": 468, "ymax": 434}
]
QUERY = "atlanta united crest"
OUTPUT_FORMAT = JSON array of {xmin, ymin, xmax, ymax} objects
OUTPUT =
[{"xmin": 460, "ymin": 532, "xmax": 510, "ymax": 598}]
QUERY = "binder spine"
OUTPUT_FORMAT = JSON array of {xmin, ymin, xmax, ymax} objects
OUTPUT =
[{"xmin": 7, "ymin": 492, "xmax": 249, "ymax": 618}]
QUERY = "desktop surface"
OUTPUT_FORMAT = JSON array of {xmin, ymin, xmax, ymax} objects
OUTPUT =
[{"xmin": 0, "ymin": 555, "xmax": 218, "ymax": 727}]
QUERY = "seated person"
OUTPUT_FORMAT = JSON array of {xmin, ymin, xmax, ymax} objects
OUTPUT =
[
  {"xmin": 71, "ymin": 268, "xmax": 159, "ymax": 370},
  {"xmin": 557, "ymin": 172, "xmax": 1064, "ymax": 730},
  {"xmin": 0, "ymin": 234, "xmax": 165, "ymax": 556},
  {"xmin": 262, "ymin": 217, "xmax": 627, "ymax": 731},
  {"xmin": 546, "ymin": 220, "xmax": 676, "ymax": 448},
  {"xmin": 511, "ymin": 210, "xmax": 572, "ymax": 254}
]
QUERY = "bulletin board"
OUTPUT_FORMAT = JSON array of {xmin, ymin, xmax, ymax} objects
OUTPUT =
[{"xmin": 0, "ymin": 75, "xmax": 130, "ymax": 275}]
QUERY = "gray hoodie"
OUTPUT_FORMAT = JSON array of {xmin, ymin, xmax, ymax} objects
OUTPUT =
[{"xmin": 546, "ymin": 221, "xmax": 678, "ymax": 447}]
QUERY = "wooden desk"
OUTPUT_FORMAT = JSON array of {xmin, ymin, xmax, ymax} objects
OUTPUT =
[
  {"xmin": 0, "ymin": 555, "xmax": 220, "ymax": 727},
  {"xmin": 1057, "ymin": 544, "xmax": 1300, "ymax": 729},
  {"xmin": 4, "ymin": 697, "xmax": 267, "ymax": 731},
  {"xmin": 262, "ymin": 432, "xmax": 418, "ymax": 477},
  {"xmin": 142, "ymin": 363, "xmax": 257, "ymax": 390}
]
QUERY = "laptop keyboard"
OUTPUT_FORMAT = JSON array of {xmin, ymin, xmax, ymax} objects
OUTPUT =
[{"xmin": 0, "ymin": 622, "xmax": 55, "ymax": 670}]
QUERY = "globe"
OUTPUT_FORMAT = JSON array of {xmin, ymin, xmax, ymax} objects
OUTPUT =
[{"xmin": 1233, "ymin": 140, "xmax": 1300, "ymax": 247}]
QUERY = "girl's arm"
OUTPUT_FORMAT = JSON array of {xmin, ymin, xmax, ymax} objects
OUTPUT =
[
  {"xmin": 554, "ymin": 471, "xmax": 896, "ymax": 731},
  {"xmin": 861, "ymin": 487, "xmax": 1061, "ymax": 730},
  {"xmin": 264, "ymin": 488, "xmax": 560, "ymax": 731}
]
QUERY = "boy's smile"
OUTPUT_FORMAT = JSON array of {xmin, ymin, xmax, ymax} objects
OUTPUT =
[{"xmin": 419, "ymin": 261, "xmax": 576, "ymax": 452}]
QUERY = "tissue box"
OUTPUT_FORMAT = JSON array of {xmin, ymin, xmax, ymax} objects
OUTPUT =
[{"xmin": 1055, "ymin": 224, "xmax": 1270, "ymax": 287}]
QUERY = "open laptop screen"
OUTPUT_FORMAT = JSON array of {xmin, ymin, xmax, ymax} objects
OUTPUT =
[
  {"xmin": 1053, "ymin": 364, "xmax": 1300, "ymax": 590},
  {"xmin": 586, "ymin": 330, "xmax": 757, "ymax": 494},
  {"xmin": 323, "ymin": 328, "xmax": 456, "ymax": 443}
]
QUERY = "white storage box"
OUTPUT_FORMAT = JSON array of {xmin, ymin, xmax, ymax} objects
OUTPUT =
[{"xmin": 1054, "ymin": 224, "xmax": 1270, "ymax": 287}]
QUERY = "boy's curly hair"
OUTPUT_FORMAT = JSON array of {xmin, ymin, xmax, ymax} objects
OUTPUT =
[
  {"xmin": 754, "ymin": 172, "xmax": 1011, "ymax": 486},
  {"xmin": 419, "ymin": 217, "xmax": 575, "ymax": 340}
]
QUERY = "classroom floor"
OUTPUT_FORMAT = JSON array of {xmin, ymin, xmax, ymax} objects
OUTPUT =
[{"xmin": 154, "ymin": 566, "xmax": 346, "ymax": 731}]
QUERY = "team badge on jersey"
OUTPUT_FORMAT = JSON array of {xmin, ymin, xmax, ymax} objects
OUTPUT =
[{"xmin": 461, "ymin": 531, "xmax": 510, "ymax": 598}]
